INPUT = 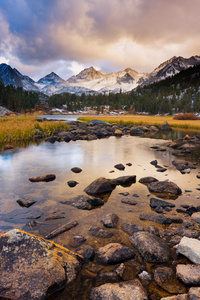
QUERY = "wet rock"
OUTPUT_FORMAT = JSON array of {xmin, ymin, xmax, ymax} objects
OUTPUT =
[
  {"xmin": 91, "ymin": 279, "xmax": 148, "ymax": 300},
  {"xmin": 176, "ymin": 264, "xmax": 200, "ymax": 285},
  {"xmin": 98, "ymin": 272, "xmax": 118, "ymax": 282},
  {"xmin": 73, "ymin": 235, "xmax": 86, "ymax": 244},
  {"xmin": 139, "ymin": 176, "xmax": 158, "ymax": 184},
  {"xmin": 97, "ymin": 243, "xmax": 135, "ymax": 264},
  {"xmin": 176, "ymin": 237, "xmax": 200, "ymax": 264},
  {"xmin": 138, "ymin": 271, "xmax": 151, "ymax": 286},
  {"xmin": 188, "ymin": 287, "xmax": 200, "ymax": 300},
  {"xmin": 29, "ymin": 174, "xmax": 56, "ymax": 182},
  {"xmin": 101, "ymin": 213, "xmax": 119, "ymax": 228},
  {"xmin": 147, "ymin": 225, "xmax": 160, "ymax": 236},
  {"xmin": 45, "ymin": 213, "xmax": 65, "ymax": 220},
  {"xmin": 121, "ymin": 197, "xmax": 137, "ymax": 205},
  {"xmin": 45, "ymin": 220, "xmax": 78, "ymax": 239},
  {"xmin": 88, "ymin": 226, "xmax": 113, "ymax": 238},
  {"xmin": 0, "ymin": 229, "xmax": 83, "ymax": 300},
  {"xmin": 130, "ymin": 127, "xmax": 145, "ymax": 136},
  {"xmin": 172, "ymin": 160, "xmax": 196, "ymax": 174},
  {"xmin": 161, "ymin": 122, "xmax": 172, "ymax": 131},
  {"xmin": 114, "ymin": 163, "xmax": 125, "ymax": 171},
  {"xmin": 116, "ymin": 175, "xmax": 136, "ymax": 185},
  {"xmin": 67, "ymin": 180, "xmax": 78, "ymax": 187},
  {"xmin": 71, "ymin": 167, "xmax": 82, "ymax": 173},
  {"xmin": 150, "ymin": 160, "xmax": 158, "ymax": 166},
  {"xmin": 45, "ymin": 136, "xmax": 61, "ymax": 143},
  {"xmin": 84, "ymin": 248, "xmax": 95, "ymax": 260},
  {"xmin": 119, "ymin": 192, "xmax": 129, "ymax": 196},
  {"xmin": 161, "ymin": 295, "xmax": 187, "ymax": 300},
  {"xmin": 17, "ymin": 197, "xmax": 37, "ymax": 208},
  {"xmin": 63, "ymin": 135, "xmax": 72, "ymax": 142},
  {"xmin": 60, "ymin": 194, "xmax": 104, "ymax": 210},
  {"xmin": 121, "ymin": 223, "xmax": 144, "ymax": 235},
  {"xmin": 156, "ymin": 167, "xmax": 167, "ymax": 172},
  {"xmin": 155, "ymin": 205, "xmax": 164, "ymax": 213},
  {"xmin": 114, "ymin": 263, "xmax": 126, "ymax": 278},
  {"xmin": 148, "ymin": 180, "xmax": 182, "ymax": 195},
  {"xmin": 130, "ymin": 231, "xmax": 171, "ymax": 263},
  {"xmin": 114, "ymin": 129, "xmax": 123, "ymax": 137},
  {"xmin": 126, "ymin": 162, "xmax": 132, "ymax": 166},
  {"xmin": 84, "ymin": 177, "xmax": 116, "ymax": 195},
  {"xmin": 139, "ymin": 213, "xmax": 172, "ymax": 224},
  {"xmin": 150, "ymin": 197, "xmax": 175, "ymax": 208},
  {"xmin": 154, "ymin": 266, "xmax": 186, "ymax": 294}
]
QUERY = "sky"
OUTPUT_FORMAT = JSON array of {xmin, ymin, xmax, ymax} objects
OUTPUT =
[{"xmin": 0, "ymin": 0, "xmax": 200, "ymax": 81}]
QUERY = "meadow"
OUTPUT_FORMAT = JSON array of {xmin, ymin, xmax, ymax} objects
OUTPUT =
[
  {"xmin": 0, "ymin": 116, "xmax": 69, "ymax": 144},
  {"xmin": 78, "ymin": 115, "xmax": 200, "ymax": 130}
]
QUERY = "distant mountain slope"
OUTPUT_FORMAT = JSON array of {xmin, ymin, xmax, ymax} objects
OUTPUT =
[{"xmin": 0, "ymin": 55, "xmax": 200, "ymax": 96}]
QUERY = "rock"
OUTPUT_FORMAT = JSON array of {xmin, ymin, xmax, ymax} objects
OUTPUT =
[
  {"xmin": 155, "ymin": 205, "xmax": 164, "ymax": 213},
  {"xmin": 130, "ymin": 231, "xmax": 171, "ymax": 263},
  {"xmin": 84, "ymin": 248, "xmax": 95, "ymax": 260},
  {"xmin": 45, "ymin": 213, "xmax": 65, "ymax": 220},
  {"xmin": 0, "ymin": 229, "xmax": 83, "ymax": 300},
  {"xmin": 121, "ymin": 198, "xmax": 137, "ymax": 205},
  {"xmin": 130, "ymin": 127, "xmax": 145, "ymax": 136},
  {"xmin": 121, "ymin": 223, "xmax": 144, "ymax": 235},
  {"xmin": 29, "ymin": 174, "xmax": 56, "ymax": 182},
  {"xmin": 114, "ymin": 163, "xmax": 125, "ymax": 171},
  {"xmin": 150, "ymin": 197, "xmax": 175, "ymax": 208},
  {"xmin": 60, "ymin": 194, "xmax": 104, "ymax": 210},
  {"xmin": 126, "ymin": 163, "xmax": 132, "ymax": 166},
  {"xmin": 88, "ymin": 226, "xmax": 113, "ymax": 238},
  {"xmin": 114, "ymin": 263, "xmax": 126, "ymax": 278},
  {"xmin": 150, "ymin": 160, "xmax": 158, "ymax": 165},
  {"xmin": 101, "ymin": 213, "xmax": 119, "ymax": 228},
  {"xmin": 147, "ymin": 180, "xmax": 182, "ymax": 195},
  {"xmin": 67, "ymin": 180, "xmax": 78, "ymax": 187},
  {"xmin": 154, "ymin": 266, "xmax": 186, "ymax": 294},
  {"xmin": 139, "ymin": 176, "xmax": 158, "ymax": 184},
  {"xmin": 176, "ymin": 264, "xmax": 200, "ymax": 285},
  {"xmin": 161, "ymin": 122, "xmax": 172, "ymax": 131},
  {"xmin": 138, "ymin": 271, "xmax": 151, "ymax": 286},
  {"xmin": 156, "ymin": 167, "xmax": 167, "ymax": 172},
  {"xmin": 188, "ymin": 287, "xmax": 200, "ymax": 300},
  {"xmin": 71, "ymin": 167, "xmax": 82, "ymax": 173},
  {"xmin": 91, "ymin": 279, "xmax": 148, "ymax": 300},
  {"xmin": 3, "ymin": 144, "xmax": 14, "ymax": 150},
  {"xmin": 176, "ymin": 237, "xmax": 200, "ymax": 264},
  {"xmin": 147, "ymin": 225, "xmax": 160, "ymax": 236},
  {"xmin": 139, "ymin": 213, "xmax": 172, "ymax": 224},
  {"xmin": 45, "ymin": 136, "xmax": 61, "ymax": 143},
  {"xmin": 73, "ymin": 235, "xmax": 86, "ymax": 244},
  {"xmin": 17, "ymin": 197, "xmax": 37, "ymax": 208},
  {"xmin": 89, "ymin": 119, "xmax": 111, "ymax": 126},
  {"xmin": 116, "ymin": 175, "xmax": 136, "ymax": 185},
  {"xmin": 161, "ymin": 295, "xmax": 187, "ymax": 300},
  {"xmin": 98, "ymin": 272, "xmax": 118, "ymax": 282},
  {"xmin": 97, "ymin": 243, "xmax": 135, "ymax": 264},
  {"xmin": 84, "ymin": 177, "xmax": 116, "ymax": 195},
  {"xmin": 114, "ymin": 129, "xmax": 123, "ymax": 136},
  {"xmin": 63, "ymin": 135, "xmax": 72, "ymax": 142},
  {"xmin": 45, "ymin": 220, "xmax": 78, "ymax": 239},
  {"xmin": 149, "ymin": 125, "xmax": 159, "ymax": 132}
]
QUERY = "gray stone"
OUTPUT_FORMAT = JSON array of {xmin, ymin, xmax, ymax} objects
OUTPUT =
[
  {"xmin": 101, "ymin": 213, "xmax": 119, "ymax": 228},
  {"xmin": 148, "ymin": 180, "xmax": 182, "ymax": 195},
  {"xmin": 150, "ymin": 197, "xmax": 175, "ymax": 208},
  {"xmin": 139, "ymin": 176, "xmax": 158, "ymax": 184},
  {"xmin": 121, "ymin": 197, "xmax": 137, "ymax": 205},
  {"xmin": 176, "ymin": 264, "xmax": 200, "ymax": 285},
  {"xmin": 0, "ymin": 229, "xmax": 83, "ymax": 300},
  {"xmin": 91, "ymin": 279, "xmax": 148, "ymax": 300},
  {"xmin": 139, "ymin": 213, "xmax": 172, "ymax": 224},
  {"xmin": 97, "ymin": 243, "xmax": 135, "ymax": 264},
  {"xmin": 116, "ymin": 175, "xmax": 136, "ymax": 185},
  {"xmin": 130, "ymin": 231, "xmax": 171, "ymax": 263},
  {"xmin": 60, "ymin": 194, "xmax": 104, "ymax": 210},
  {"xmin": 138, "ymin": 271, "xmax": 151, "ymax": 286},
  {"xmin": 84, "ymin": 177, "xmax": 116, "ymax": 195},
  {"xmin": 121, "ymin": 223, "xmax": 144, "ymax": 235},
  {"xmin": 176, "ymin": 237, "xmax": 200, "ymax": 264}
]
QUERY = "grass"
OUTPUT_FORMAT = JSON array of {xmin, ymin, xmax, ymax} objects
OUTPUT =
[
  {"xmin": 0, "ymin": 116, "xmax": 69, "ymax": 144},
  {"xmin": 78, "ymin": 115, "xmax": 200, "ymax": 131}
]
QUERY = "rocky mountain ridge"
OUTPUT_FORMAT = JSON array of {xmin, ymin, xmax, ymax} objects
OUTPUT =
[{"xmin": 0, "ymin": 55, "xmax": 200, "ymax": 96}]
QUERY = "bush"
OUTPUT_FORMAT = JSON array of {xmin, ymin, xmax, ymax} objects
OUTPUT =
[{"xmin": 173, "ymin": 113, "xmax": 200, "ymax": 120}]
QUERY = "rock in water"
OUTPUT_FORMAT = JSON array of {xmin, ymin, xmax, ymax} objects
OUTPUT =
[
  {"xmin": 0, "ymin": 229, "xmax": 83, "ymax": 300},
  {"xmin": 84, "ymin": 177, "xmax": 116, "ymax": 195},
  {"xmin": 130, "ymin": 231, "xmax": 171, "ymax": 263},
  {"xmin": 29, "ymin": 174, "xmax": 56, "ymax": 182},
  {"xmin": 97, "ymin": 243, "xmax": 135, "ymax": 264},
  {"xmin": 176, "ymin": 237, "xmax": 200, "ymax": 264},
  {"xmin": 147, "ymin": 180, "xmax": 182, "ymax": 195},
  {"xmin": 91, "ymin": 279, "xmax": 148, "ymax": 300}
]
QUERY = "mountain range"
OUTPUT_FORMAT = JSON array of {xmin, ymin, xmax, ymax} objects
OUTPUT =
[{"xmin": 0, "ymin": 55, "xmax": 200, "ymax": 96}]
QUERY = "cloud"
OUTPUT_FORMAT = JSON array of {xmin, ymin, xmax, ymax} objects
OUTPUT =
[{"xmin": 0, "ymin": 0, "xmax": 200, "ymax": 77}]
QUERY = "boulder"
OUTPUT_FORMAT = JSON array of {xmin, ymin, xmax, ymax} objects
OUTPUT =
[
  {"xmin": 60, "ymin": 194, "xmax": 104, "ymax": 210},
  {"xmin": 116, "ymin": 175, "xmax": 136, "ymax": 185},
  {"xmin": 139, "ymin": 177, "xmax": 158, "ymax": 184},
  {"xmin": 101, "ymin": 213, "xmax": 119, "ymax": 228},
  {"xmin": 84, "ymin": 177, "xmax": 116, "ymax": 195},
  {"xmin": 114, "ymin": 129, "xmax": 123, "ymax": 137},
  {"xmin": 154, "ymin": 266, "xmax": 186, "ymax": 293},
  {"xmin": 147, "ymin": 180, "xmax": 182, "ymax": 195},
  {"xmin": 150, "ymin": 198, "xmax": 175, "ymax": 208},
  {"xmin": 176, "ymin": 264, "xmax": 200, "ymax": 285},
  {"xmin": 97, "ymin": 243, "xmax": 135, "ymax": 264},
  {"xmin": 130, "ymin": 231, "xmax": 171, "ymax": 263},
  {"xmin": 0, "ymin": 229, "xmax": 83, "ymax": 300},
  {"xmin": 130, "ymin": 127, "xmax": 145, "ymax": 136},
  {"xmin": 29, "ymin": 174, "xmax": 56, "ymax": 182},
  {"xmin": 91, "ymin": 279, "xmax": 148, "ymax": 300},
  {"xmin": 176, "ymin": 237, "xmax": 200, "ymax": 264}
]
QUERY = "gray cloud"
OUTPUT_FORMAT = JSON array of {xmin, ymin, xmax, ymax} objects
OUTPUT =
[{"xmin": 0, "ymin": 0, "xmax": 200, "ymax": 78}]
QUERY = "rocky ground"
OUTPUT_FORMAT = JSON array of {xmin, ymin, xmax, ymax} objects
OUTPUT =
[{"xmin": 1, "ymin": 120, "xmax": 200, "ymax": 299}]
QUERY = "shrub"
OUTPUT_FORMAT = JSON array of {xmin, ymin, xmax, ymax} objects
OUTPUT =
[{"xmin": 173, "ymin": 113, "xmax": 200, "ymax": 120}]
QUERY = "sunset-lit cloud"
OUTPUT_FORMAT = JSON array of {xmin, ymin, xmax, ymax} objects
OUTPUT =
[{"xmin": 0, "ymin": 0, "xmax": 200, "ymax": 80}]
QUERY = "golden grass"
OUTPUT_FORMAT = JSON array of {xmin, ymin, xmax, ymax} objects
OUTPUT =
[
  {"xmin": 78, "ymin": 115, "xmax": 200, "ymax": 130},
  {"xmin": 0, "ymin": 116, "xmax": 69, "ymax": 144}
]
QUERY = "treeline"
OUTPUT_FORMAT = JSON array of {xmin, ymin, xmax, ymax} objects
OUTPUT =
[
  {"xmin": 0, "ymin": 82, "xmax": 40, "ymax": 112},
  {"xmin": 48, "ymin": 64, "xmax": 200, "ymax": 114}
]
